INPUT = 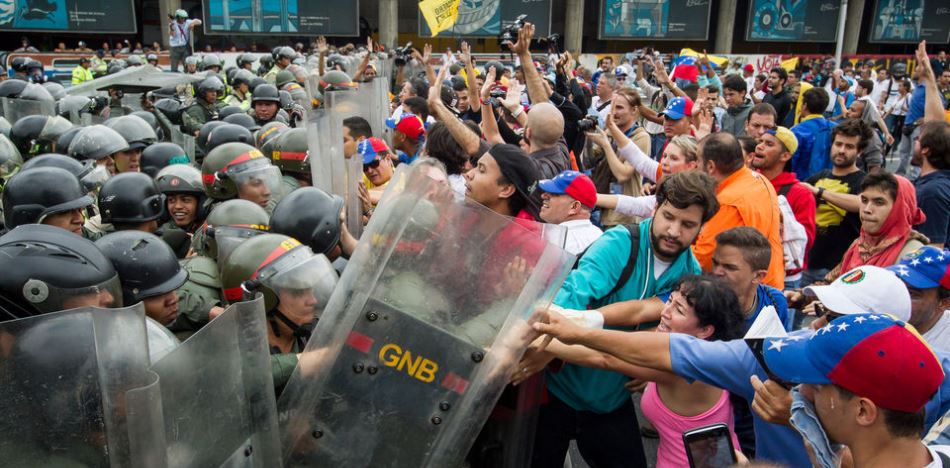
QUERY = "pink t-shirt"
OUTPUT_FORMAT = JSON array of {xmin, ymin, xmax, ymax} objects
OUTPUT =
[{"xmin": 641, "ymin": 381, "xmax": 741, "ymax": 468}]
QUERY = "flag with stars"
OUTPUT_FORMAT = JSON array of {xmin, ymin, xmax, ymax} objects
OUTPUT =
[{"xmin": 762, "ymin": 313, "xmax": 944, "ymax": 413}]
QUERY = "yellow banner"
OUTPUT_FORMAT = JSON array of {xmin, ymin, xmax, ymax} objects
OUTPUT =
[
  {"xmin": 679, "ymin": 48, "xmax": 728, "ymax": 67},
  {"xmin": 781, "ymin": 57, "xmax": 799, "ymax": 72},
  {"xmin": 419, "ymin": 0, "xmax": 460, "ymax": 37}
]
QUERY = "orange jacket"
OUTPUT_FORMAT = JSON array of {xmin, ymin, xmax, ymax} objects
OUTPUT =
[{"xmin": 692, "ymin": 167, "xmax": 785, "ymax": 289}]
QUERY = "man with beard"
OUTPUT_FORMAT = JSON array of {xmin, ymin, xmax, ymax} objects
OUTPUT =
[
  {"xmin": 523, "ymin": 171, "xmax": 720, "ymax": 467},
  {"xmin": 799, "ymin": 119, "xmax": 872, "ymax": 285}
]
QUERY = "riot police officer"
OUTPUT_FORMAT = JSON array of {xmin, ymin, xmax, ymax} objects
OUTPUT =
[
  {"xmin": 141, "ymin": 142, "xmax": 189, "ymax": 178},
  {"xmin": 270, "ymin": 186, "xmax": 357, "ymax": 262},
  {"xmin": 2, "ymin": 167, "xmax": 93, "ymax": 236},
  {"xmin": 236, "ymin": 53, "xmax": 257, "ymax": 72},
  {"xmin": 0, "ymin": 224, "xmax": 121, "ymax": 319},
  {"xmin": 9, "ymin": 115, "xmax": 72, "ymax": 158},
  {"xmin": 248, "ymin": 84, "xmax": 288, "ymax": 127},
  {"xmin": 96, "ymin": 231, "xmax": 188, "ymax": 326},
  {"xmin": 268, "ymin": 127, "xmax": 311, "ymax": 194},
  {"xmin": 225, "ymin": 69, "xmax": 255, "ymax": 111},
  {"xmin": 67, "ymin": 124, "xmax": 131, "ymax": 175},
  {"xmin": 220, "ymin": 233, "xmax": 337, "ymax": 387},
  {"xmin": 205, "ymin": 123, "xmax": 254, "ymax": 153},
  {"xmin": 0, "ymin": 134, "xmax": 23, "ymax": 190},
  {"xmin": 201, "ymin": 142, "xmax": 281, "ymax": 211},
  {"xmin": 104, "ymin": 114, "xmax": 159, "ymax": 172},
  {"xmin": 155, "ymin": 164, "xmax": 206, "ymax": 235},
  {"xmin": 182, "ymin": 76, "xmax": 226, "ymax": 136},
  {"xmin": 264, "ymin": 46, "xmax": 295, "ymax": 84},
  {"xmin": 183, "ymin": 56, "xmax": 200, "ymax": 74}
]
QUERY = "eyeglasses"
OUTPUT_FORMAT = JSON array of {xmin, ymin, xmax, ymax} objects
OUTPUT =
[
  {"xmin": 813, "ymin": 302, "xmax": 843, "ymax": 322},
  {"xmin": 363, "ymin": 158, "xmax": 381, "ymax": 170}
]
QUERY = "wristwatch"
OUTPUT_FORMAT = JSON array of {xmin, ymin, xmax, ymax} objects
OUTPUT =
[{"xmin": 816, "ymin": 187, "xmax": 825, "ymax": 201}]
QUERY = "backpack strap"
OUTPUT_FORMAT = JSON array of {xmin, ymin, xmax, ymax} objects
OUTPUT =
[
  {"xmin": 587, "ymin": 223, "xmax": 640, "ymax": 308},
  {"xmin": 778, "ymin": 183, "xmax": 794, "ymax": 198},
  {"xmin": 938, "ymin": 450, "xmax": 950, "ymax": 467}
]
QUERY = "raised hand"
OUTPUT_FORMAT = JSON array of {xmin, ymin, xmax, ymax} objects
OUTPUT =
[
  {"xmin": 459, "ymin": 41, "xmax": 472, "ymax": 66},
  {"xmin": 510, "ymin": 22, "xmax": 535, "ymax": 56}
]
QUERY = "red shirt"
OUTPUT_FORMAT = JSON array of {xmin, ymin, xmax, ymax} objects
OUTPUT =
[{"xmin": 769, "ymin": 171, "xmax": 817, "ymax": 275}]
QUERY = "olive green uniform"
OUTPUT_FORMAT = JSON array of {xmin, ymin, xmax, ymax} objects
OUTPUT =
[{"xmin": 181, "ymin": 100, "xmax": 226, "ymax": 135}]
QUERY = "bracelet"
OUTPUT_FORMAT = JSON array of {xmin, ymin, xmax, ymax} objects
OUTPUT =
[
  {"xmin": 816, "ymin": 187, "xmax": 825, "ymax": 200},
  {"xmin": 480, "ymin": 97, "xmax": 491, "ymax": 106},
  {"xmin": 510, "ymin": 105, "xmax": 524, "ymax": 118}
]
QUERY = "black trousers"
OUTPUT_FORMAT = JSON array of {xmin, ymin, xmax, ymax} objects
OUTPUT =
[{"xmin": 531, "ymin": 393, "xmax": 647, "ymax": 468}]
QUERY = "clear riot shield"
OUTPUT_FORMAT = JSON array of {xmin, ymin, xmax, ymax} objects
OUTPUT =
[
  {"xmin": 81, "ymin": 111, "xmax": 107, "ymax": 126},
  {"xmin": 278, "ymin": 164, "xmax": 576, "ymax": 467},
  {"xmin": 1, "ymin": 97, "xmax": 55, "ymax": 122},
  {"xmin": 0, "ymin": 303, "xmax": 153, "ymax": 467},
  {"xmin": 170, "ymin": 129, "xmax": 197, "ymax": 163},
  {"xmin": 125, "ymin": 295, "xmax": 280, "ymax": 468}
]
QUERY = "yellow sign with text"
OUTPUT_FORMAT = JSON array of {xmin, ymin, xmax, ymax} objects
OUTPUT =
[{"xmin": 419, "ymin": 0, "xmax": 460, "ymax": 37}]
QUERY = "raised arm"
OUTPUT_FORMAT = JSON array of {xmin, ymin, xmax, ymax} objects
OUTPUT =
[
  {"xmin": 428, "ymin": 61, "xmax": 485, "ymax": 156},
  {"xmin": 478, "ymin": 67, "xmax": 505, "ymax": 145},
  {"xmin": 460, "ymin": 41, "xmax": 480, "ymax": 113},
  {"xmin": 412, "ymin": 44, "xmax": 437, "ymax": 86},
  {"xmin": 509, "ymin": 22, "xmax": 551, "ymax": 104},
  {"xmin": 917, "ymin": 41, "xmax": 947, "ymax": 123},
  {"xmin": 351, "ymin": 37, "xmax": 373, "ymax": 83}
]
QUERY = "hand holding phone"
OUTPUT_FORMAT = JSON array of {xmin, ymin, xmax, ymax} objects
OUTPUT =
[{"xmin": 683, "ymin": 424, "xmax": 738, "ymax": 468}]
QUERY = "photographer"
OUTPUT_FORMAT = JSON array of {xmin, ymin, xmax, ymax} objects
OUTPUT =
[{"xmin": 168, "ymin": 10, "xmax": 201, "ymax": 73}]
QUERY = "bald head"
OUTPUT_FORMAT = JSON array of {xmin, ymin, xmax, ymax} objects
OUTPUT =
[{"xmin": 527, "ymin": 102, "xmax": 564, "ymax": 150}]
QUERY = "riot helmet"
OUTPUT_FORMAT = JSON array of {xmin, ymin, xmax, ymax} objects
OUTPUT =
[
  {"xmin": 67, "ymin": 125, "xmax": 130, "ymax": 174},
  {"xmin": 104, "ymin": 114, "xmax": 158, "ymax": 151},
  {"xmin": 271, "ymin": 187, "xmax": 343, "ymax": 256},
  {"xmin": 57, "ymin": 127, "xmax": 83, "ymax": 156},
  {"xmin": 154, "ymin": 98, "xmax": 184, "ymax": 125},
  {"xmin": 197, "ymin": 120, "xmax": 228, "ymax": 152},
  {"xmin": 220, "ymin": 234, "xmax": 337, "ymax": 346},
  {"xmin": 326, "ymin": 53, "xmax": 346, "ymax": 71},
  {"xmin": 0, "ymin": 116, "xmax": 11, "ymax": 138},
  {"xmin": 146, "ymin": 53, "xmax": 159, "ymax": 65},
  {"xmin": 201, "ymin": 142, "xmax": 281, "ymax": 207},
  {"xmin": 9, "ymin": 56, "xmax": 31, "ymax": 73},
  {"xmin": 193, "ymin": 198, "xmax": 270, "ymax": 261},
  {"xmin": 140, "ymin": 142, "xmax": 189, "ymax": 178},
  {"xmin": 206, "ymin": 123, "xmax": 254, "ymax": 152},
  {"xmin": 223, "ymin": 112, "xmax": 261, "ymax": 132},
  {"xmin": 257, "ymin": 56, "xmax": 274, "ymax": 76},
  {"xmin": 20, "ymin": 153, "xmax": 107, "ymax": 194},
  {"xmin": 231, "ymin": 69, "xmax": 256, "ymax": 90},
  {"xmin": 126, "ymin": 55, "xmax": 144, "ymax": 66},
  {"xmin": 0, "ymin": 224, "xmax": 122, "ymax": 319},
  {"xmin": 10, "ymin": 115, "xmax": 73, "ymax": 158},
  {"xmin": 237, "ymin": 53, "xmax": 257, "ymax": 70},
  {"xmin": 107, "ymin": 59, "xmax": 127, "ymax": 75},
  {"xmin": 276, "ymin": 69, "xmax": 295, "ymax": 88},
  {"xmin": 129, "ymin": 111, "xmax": 164, "ymax": 142},
  {"xmin": 319, "ymin": 70, "xmax": 357, "ymax": 93},
  {"xmin": 251, "ymin": 84, "xmax": 280, "ymax": 103},
  {"xmin": 201, "ymin": 54, "xmax": 222, "ymax": 72},
  {"xmin": 2, "ymin": 167, "xmax": 93, "ymax": 233},
  {"xmin": 0, "ymin": 79, "xmax": 28, "ymax": 98},
  {"xmin": 255, "ymin": 121, "xmax": 289, "ymax": 156},
  {"xmin": 41, "ymin": 82, "xmax": 66, "ymax": 100},
  {"xmin": 96, "ymin": 231, "xmax": 188, "ymax": 324},
  {"xmin": 184, "ymin": 56, "xmax": 200, "ymax": 70},
  {"xmin": 57, "ymin": 95, "xmax": 96, "ymax": 120},
  {"xmin": 276, "ymin": 46, "xmax": 296, "ymax": 63},
  {"xmin": 97, "ymin": 172, "xmax": 164, "ymax": 227},
  {"xmin": 156, "ymin": 164, "xmax": 207, "ymax": 229},
  {"xmin": 891, "ymin": 62, "xmax": 908, "ymax": 78},
  {"xmin": 197, "ymin": 76, "xmax": 225, "ymax": 102},
  {"xmin": 18, "ymin": 82, "xmax": 54, "ymax": 103},
  {"xmin": 225, "ymin": 66, "xmax": 238, "ymax": 84},
  {"xmin": 219, "ymin": 105, "xmax": 243, "ymax": 120},
  {"xmin": 269, "ymin": 127, "xmax": 310, "ymax": 178}
]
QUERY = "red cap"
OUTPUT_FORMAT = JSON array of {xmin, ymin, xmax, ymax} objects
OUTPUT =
[{"xmin": 744, "ymin": 64, "xmax": 754, "ymax": 73}]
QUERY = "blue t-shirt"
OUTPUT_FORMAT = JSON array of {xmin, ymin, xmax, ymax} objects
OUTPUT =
[
  {"xmin": 747, "ymin": 284, "xmax": 792, "ymax": 332},
  {"xmin": 832, "ymin": 90, "xmax": 855, "ymax": 117},
  {"xmin": 906, "ymin": 84, "xmax": 928, "ymax": 126},
  {"xmin": 915, "ymin": 170, "xmax": 950, "ymax": 247}
]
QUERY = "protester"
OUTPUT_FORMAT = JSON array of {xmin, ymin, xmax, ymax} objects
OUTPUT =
[{"xmin": 537, "ymin": 170, "xmax": 602, "ymax": 254}]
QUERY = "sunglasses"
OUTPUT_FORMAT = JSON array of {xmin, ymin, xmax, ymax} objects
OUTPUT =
[{"xmin": 363, "ymin": 158, "xmax": 381, "ymax": 170}]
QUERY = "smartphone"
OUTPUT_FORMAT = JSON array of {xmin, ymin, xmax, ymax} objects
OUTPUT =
[{"xmin": 683, "ymin": 423, "xmax": 738, "ymax": 468}]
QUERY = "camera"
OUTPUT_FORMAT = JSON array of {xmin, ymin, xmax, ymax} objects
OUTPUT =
[
  {"xmin": 577, "ymin": 116, "xmax": 599, "ymax": 132},
  {"xmin": 538, "ymin": 34, "xmax": 560, "ymax": 55},
  {"xmin": 499, "ymin": 14, "xmax": 527, "ymax": 51},
  {"xmin": 489, "ymin": 86, "xmax": 507, "ymax": 108},
  {"xmin": 393, "ymin": 42, "xmax": 413, "ymax": 67}
]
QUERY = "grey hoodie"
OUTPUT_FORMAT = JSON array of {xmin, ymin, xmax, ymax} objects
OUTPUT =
[{"xmin": 721, "ymin": 98, "xmax": 754, "ymax": 136}]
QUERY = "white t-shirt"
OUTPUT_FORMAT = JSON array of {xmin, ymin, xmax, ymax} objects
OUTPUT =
[
  {"xmin": 169, "ymin": 19, "xmax": 198, "ymax": 47},
  {"xmin": 653, "ymin": 256, "xmax": 671, "ymax": 280},
  {"xmin": 924, "ymin": 445, "xmax": 950, "ymax": 467},
  {"xmin": 924, "ymin": 311, "xmax": 950, "ymax": 352},
  {"xmin": 560, "ymin": 219, "xmax": 603, "ymax": 255}
]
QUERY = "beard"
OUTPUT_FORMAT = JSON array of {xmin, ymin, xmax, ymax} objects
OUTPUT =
[{"xmin": 650, "ymin": 225, "xmax": 688, "ymax": 260}]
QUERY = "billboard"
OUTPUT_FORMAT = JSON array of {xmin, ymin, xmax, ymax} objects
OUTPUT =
[
  {"xmin": 417, "ymin": 0, "xmax": 552, "ymax": 38},
  {"xmin": 746, "ymin": 0, "xmax": 840, "ymax": 42},
  {"xmin": 598, "ymin": 0, "xmax": 712, "ymax": 40},
  {"xmin": 0, "ymin": 0, "xmax": 136, "ymax": 32},
  {"xmin": 869, "ymin": 0, "xmax": 950, "ymax": 43},
  {"xmin": 203, "ymin": 0, "xmax": 359, "ymax": 36}
]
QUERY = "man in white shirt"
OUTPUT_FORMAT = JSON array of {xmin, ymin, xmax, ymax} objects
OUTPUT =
[
  {"xmin": 537, "ymin": 170, "xmax": 603, "ymax": 254},
  {"xmin": 888, "ymin": 246, "xmax": 950, "ymax": 351},
  {"xmin": 168, "ymin": 10, "xmax": 201, "ymax": 73}
]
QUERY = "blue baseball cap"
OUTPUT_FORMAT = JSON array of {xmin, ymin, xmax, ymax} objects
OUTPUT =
[
  {"xmin": 659, "ymin": 96, "xmax": 693, "ymax": 121},
  {"xmin": 538, "ymin": 170, "xmax": 596, "ymax": 208},
  {"xmin": 763, "ymin": 313, "xmax": 943, "ymax": 412},
  {"xmin": 888, "ymin": 246, "xmax": 950, "ymax": 290},
  {"xmin": 358, "ymin": 137, "xmax": 390, "ymax": 165}
]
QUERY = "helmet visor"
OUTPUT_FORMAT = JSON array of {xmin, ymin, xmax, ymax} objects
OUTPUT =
[
  {"xmin": 80, "ymin": 163, "xmax": 110, "ymax": 194},
  {"xmin": 257, "ymin": 247, "xmax": 337, "ymax": 316},
  {"xmin": 232, "ymin": 164, "xmax": 281, "ymax": 207},
  {"xmin": 26, "ymin": 273, "xmax": 124, "ymax": 313},
  {"xmin": 213, "ymin": 225, "xmax": 268, "ymax": 263}
]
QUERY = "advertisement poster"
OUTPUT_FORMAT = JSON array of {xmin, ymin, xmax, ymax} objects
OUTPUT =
[
  {"xmin": 869, "ymin": 0, "xmax": 950, "ymax": 43},
  {"xmin": 204, "ymin": 0, "xmax": 359, "ymax": 36},
  {"xmin": 746, "ymin": 0, "xmax": 840, "ymax": 42},
  {"xmin": 417, "ymin": 0, "xmax": 552, "ymax": 37},
  {"xmin": 599, "ymin": 0, "xmax": 711, "ymax": 40},
  {"xmin": 0, "ymin": 0, "xmax": 135, "ymax": 32}
]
